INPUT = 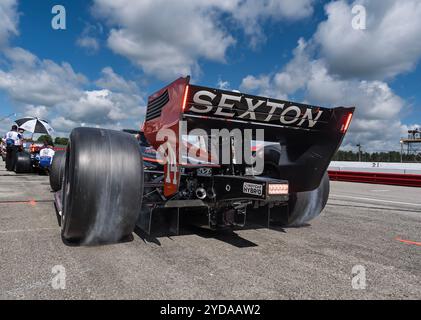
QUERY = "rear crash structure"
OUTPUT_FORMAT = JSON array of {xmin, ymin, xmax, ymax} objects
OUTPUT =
[{"xmin": 50, "ymin": 76, "xmax": 354, "ymax": 246}]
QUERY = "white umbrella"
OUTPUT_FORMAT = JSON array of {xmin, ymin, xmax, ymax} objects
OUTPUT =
[{"xmin": 15, "ymin": 117, "xmax": 54, "ymax": 135}]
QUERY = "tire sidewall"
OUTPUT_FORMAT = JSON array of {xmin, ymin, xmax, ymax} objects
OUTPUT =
[{"xmin": 61, "ymin": 128, "xmax": 143, "ymax": 245}]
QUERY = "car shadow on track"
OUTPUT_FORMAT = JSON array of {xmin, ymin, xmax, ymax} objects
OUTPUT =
[
  {"xmin": 184, "ymin": 226, "xmax": 258, "ymax": 248},
  {"xmin": 133, "ymin": 224, "xmax": 292, "ymax": 248}
]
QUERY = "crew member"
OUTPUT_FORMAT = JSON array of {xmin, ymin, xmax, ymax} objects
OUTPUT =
[
  {"xmin": 39, "ymin": 140, "xmax": 55, "ymax": 169},
  {"xmin": 5, "ymin": 125, "xmax": 21, "ymax": 171},
  {"xmin": 17, "ymin": 128, "xmax": 25, "ymax": 151}
]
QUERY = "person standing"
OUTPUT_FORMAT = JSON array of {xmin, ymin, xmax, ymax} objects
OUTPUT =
[
  {"xmin": 5, "ymin": 125, "xmax": 21, "ymax": 171},
  {"xmin": 17, "ymin": 128, "xmax": 25, "ymax": 151}
]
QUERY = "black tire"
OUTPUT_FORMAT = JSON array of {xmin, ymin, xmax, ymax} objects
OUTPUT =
[
  {"xmin": 61, "ymin": 127, "xmax": 144, "ymax": 246},
  {"xmin": 14, "ymin": 151, "xmax": 32, "ymax": 173},
  {"xmin": 285, "ymin": 172, "xmax": 330, "ymax": 227},
  {"xmin": 261, "ymin": 144, "xmax": 330, "ymax": 227},
  {"xmin": 49, "ymin": 150, "xmax": 66, "ymax": 191}
]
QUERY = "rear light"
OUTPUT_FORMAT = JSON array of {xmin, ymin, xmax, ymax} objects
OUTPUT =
[
  {"xmin": 341, "ymin": 112, "xmax": 353, "ymax": 133},
  {"xmin": 181, "ymin": 85, "xmax": 189, "ymax": 112},
  {"xmin": 268, "ymin": 183, "xmax": 289, "ymax": 195}
]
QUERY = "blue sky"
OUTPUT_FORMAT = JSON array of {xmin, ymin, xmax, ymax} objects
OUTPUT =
[
  {"xmin": 0, "ymin": 0, "xmax": 420, "ymax": 151},
  {"xmin": 10, "ymin": 0, "xmax": 321, "ymax": 91}
]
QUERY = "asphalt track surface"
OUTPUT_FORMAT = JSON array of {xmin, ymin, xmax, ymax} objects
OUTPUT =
[{"xmin": 0, "ymin": 160, "xmax": 420, "ymax": 299}]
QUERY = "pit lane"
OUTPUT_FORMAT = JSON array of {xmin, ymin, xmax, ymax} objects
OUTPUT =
[{"xmin": 0, "ymin": 160, "xmax": 420, "ymax": 299}]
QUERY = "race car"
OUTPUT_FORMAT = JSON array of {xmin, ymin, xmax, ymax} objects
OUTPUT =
[
  {"xmin": 12, "ymin": 142, "xmax": 55, "ymax": 174},
  {"xmin": 49, "ymin": 76, "xmax": 354, "ymax": 246}
]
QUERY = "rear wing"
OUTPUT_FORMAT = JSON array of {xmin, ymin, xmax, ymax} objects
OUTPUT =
[{"xmin": 144, "ymin": 76, "xmax": 354, "ymax": 195}]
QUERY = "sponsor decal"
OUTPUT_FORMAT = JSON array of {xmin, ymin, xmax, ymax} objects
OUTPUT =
[
  {"xmin": 189, "ymin": 88, "xmax": 324, "ymax": 128},
  {"xmin": 243, "ymin": 182, "xmax": 263, "ymax": 196},
  {"xmin": 197, "ymin": 168, "xmax": 212, "ymax": 176}
]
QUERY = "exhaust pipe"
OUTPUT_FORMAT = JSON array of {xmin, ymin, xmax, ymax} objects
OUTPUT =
[{"xmin": 196, "ymin": 187, "xmax": 207, "ymax": 200}]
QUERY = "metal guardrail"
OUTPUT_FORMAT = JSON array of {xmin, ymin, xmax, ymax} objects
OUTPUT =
[{"xmin": 328, "ymin": 170, "xmax": 421, "ymax": 187}]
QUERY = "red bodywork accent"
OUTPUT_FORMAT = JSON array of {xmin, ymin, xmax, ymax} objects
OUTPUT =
[
  {"xmin": 341, "ymin": 112, "xmax": 353, "ymax": 133},
  {"xmin": 144, "ymin": 77, "xmax": 190, "ymax": 196}
]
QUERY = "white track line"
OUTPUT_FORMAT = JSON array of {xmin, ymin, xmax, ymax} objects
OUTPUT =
[{"xmin": 330, "ymin": 194, "xmax": 421, "ymax": 207}]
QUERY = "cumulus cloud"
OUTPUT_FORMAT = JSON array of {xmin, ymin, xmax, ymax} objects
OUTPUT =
[
  {"xmin": 241, "ymin": 38, "xmax": 311, "ymax": 98},
  {"xmin": 240, "ymin": 74, "xmax": 278, "ymax": 98},
  {"xmin": 50, "ymin": 116, "xmax": 80, "ymax": 133},
  {"xmin": 0, "ymin": 0, "xmax": 18, "ymax": 48},
  {"xmin": 239, "ymin": 0, "xmax": 421, "ymax": 151},
  {"xmin": 92, "ymin": 0, "xmax": 315, "ymax": 79},
  {"xmin": 57, "ymin": 88, "xmax": 145, "ymax": 125},
  {"xmin": 0, "ymin": 47, "xmax": 146, "ymax": 134},
  {"xmin": 76, "ymin": 36, "xmax": 100, "ymax": 53},
  {"xmin": 314, "ymin": 0, "xmax": 421, "ymax": 79},
  {"xmin": 229, "ymin": 0, "xmax": 314, "ymax": 47},
  {"xmin": 0, "ymin": 47, "xmax": 86, "ymax": 107},
  {"xmin": 95, "ymin": 66, "xmax": 138, "ymax": 93},
  {"xmin": 217, "ymin": 78, "xmax": 230, "ymax": 90},
  {"xmin": 76, "ymin": 23, "xmax": 103, "ymax": 54},
  {"xmin": 22, "ymin": 105, "xmax": 49, "ymax": 119},
  {"xmin": 92, "ymin": 0, "xmax": 234, "ymax": 80}
]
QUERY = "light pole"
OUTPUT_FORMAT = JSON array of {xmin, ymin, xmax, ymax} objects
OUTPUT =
[
  {"xmin": 356, "ymin": 143, "xmax": 362, "ymax": 162},
  {"xmin": 400, "ymin": 139, "xmax": 404, "ymax": 163}
]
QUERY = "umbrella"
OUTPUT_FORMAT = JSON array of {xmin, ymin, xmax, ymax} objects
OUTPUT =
[{"xmin": 15, "ymin": 117, "xmax": 54, "ymax": 135}]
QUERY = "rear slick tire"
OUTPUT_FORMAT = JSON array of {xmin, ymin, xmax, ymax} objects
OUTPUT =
[
  {"xmin": 285, "ymin": 172, "xmax": 330, "ymax": 227},
  {"xmin": 14, "ymin": 151, "xmax": 32, "ymax": 173},
  {"xmin": 49, "ymin": 150, "xmax": 66, "ymax": 191},
  {"xmin": 61, "ymin": 127, "xmax": 144, "ymax": 246}
]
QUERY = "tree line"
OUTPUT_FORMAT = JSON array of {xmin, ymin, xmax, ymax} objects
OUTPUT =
[
  {"xmin": 30, "ymin": 136, "xmax": 421, "ymax": 162},
  {"xmin": 35, "ymin": 135, "xmax": 69, "ymax": 146},
  {"xmin": 332, "ymin": 150, "xmax": 420, "ymax": 162}
]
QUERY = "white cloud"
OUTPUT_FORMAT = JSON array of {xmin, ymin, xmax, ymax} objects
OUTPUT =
[
  {"xmin": 92, "ymin": 0, "xmax": 235, "ymax": 80},
  {"xmin": 239, "ymin": 0, "xmax": 421, "ymax": 151},
  {"xmin": 240, "ymin": 74, "xmax": 279, "ymax": 98},
  {"xmin": 92, "ymin": 0, "xmax": 315, "ymax": 79},
  {"xmin": 95, "ymin": 66, "xmax": 138, "ymax": 93},
  {"xmin": 50, "ymin": 117, "xmax": 80, "ymax": 134},
  {"xmin": 0, "ymin": 46, "xmax": 146, "ymax": 134},
  {"xmin": 0, "ymin": 48, "xmax": 86, "ymax": 107},
  {"xmin": 3, "ymin": 46, "xmax": 37, "ymax": 66},
  {"xmin": 76, "ymin": 36, "xmax": 100, "ymax": 53},
  {"xmin": 76, "ymin": 23, "xmax": 103, "ymax": 54},
  {"xmin": 22, "ymin": 105, "xmax": 49, "ymax": 119},
  {"xmin": 0, "ymin": 0, "xmax": 18, "ymax": 48},
  {"xmin": 314, "ymin": 0, "xmax": 421, "ymax": 79},
  {"xmin": 229, "ymin": 0, "xmax": 314, "ymax": 47},
  {"xmin": 57, "ymin": 88, "xmax": 145, "ymax": 125},
  {"xmin": 217, "ymin": 78, "xmax": 230, "ymax": 90}
]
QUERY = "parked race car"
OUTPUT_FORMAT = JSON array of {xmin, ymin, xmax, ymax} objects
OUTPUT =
[
  {"xmin": 13, "ymin": 142, "xmax": 55, "ymax": 174},
  {"xmin": 50, "ymin": 76, "xmax": 354, "ymax": 246}
]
